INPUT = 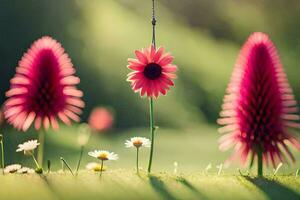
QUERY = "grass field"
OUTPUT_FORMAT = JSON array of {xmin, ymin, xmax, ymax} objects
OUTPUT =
[
  {"xmin": 1, "ymin": 125, "xmax": 300, "ymax": 200},
  {"xmin": 3, "ymin": 125, "xmax": 300, "ymax": 173},
  {"xmin": 1, "ymin": 171, "xmax": 300, "ymax": 200}
]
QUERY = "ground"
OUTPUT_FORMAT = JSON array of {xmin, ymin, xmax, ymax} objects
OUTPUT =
[
  {"xmin": 1, "ymin": 125, "xmax": 300, "ymax": 200},
  {"xmin": 1, "ymin": 171, "xmax": 300, "ymax": 200}
]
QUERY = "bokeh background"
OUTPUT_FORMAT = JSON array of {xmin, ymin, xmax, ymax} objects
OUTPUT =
[{"xmin": 0, "ymin": 0, "xmax": 299, "ymax": 173}]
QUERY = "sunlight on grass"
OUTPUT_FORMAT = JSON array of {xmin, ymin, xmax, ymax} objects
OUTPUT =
[{"xmin": 1, "ymin": 171, "xmax": 300, "ymax": 200}]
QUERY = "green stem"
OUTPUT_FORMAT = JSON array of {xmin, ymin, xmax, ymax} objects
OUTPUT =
[
  {"xmin": 37, "ymin": 130, "xmax": 45, "ymax": 166},
  {"xmin": 32, "ymin": 154, "xmax": 41, "ymax": 169},
  {"xmin": 1, "ymin": 140, "xmax": 4, "ymax": 175},
  {"xmin": 61, "ymin": 159, "xmax": 64, "ymax": 172},
  {"xmin": 100, "ymin": 160, "xmax": 104, "ymax": 178},
  {"xmin": 257, "ymin": 147, "xmax": 263, "ymax": 177},
  {"xmin": 47, "ymin": 160, "xmax": 51, "ymax": 173},
  {"xmin": 60, "ymin": 157, "xmax": 74, "ymax": 176},
  {"xmin": 147, "ymin": 97, "xmax": 155, "ymax": 173},
  {"xmin": 136, "ymin": 147, "xmax": 140, "ymax": 174},
  {"xmin": 75, "ymin": 146, "xmax": 84, "ymax": 176}
]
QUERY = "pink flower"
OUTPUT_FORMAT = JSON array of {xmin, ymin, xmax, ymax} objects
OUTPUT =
[
  {"xmin": 218, "ymin": 32, "xmax": 300, "ymax": 167},
  {"xmin": 4, "ymin": 36, "xmax": 84, "ymax": 131},
  {"xmin": 127, "ymin": 45, "xmax": 177, "ymax": 98},
  {"xmin": 88, "ymin": 107, "xmax": 114, "ymax": 132}
]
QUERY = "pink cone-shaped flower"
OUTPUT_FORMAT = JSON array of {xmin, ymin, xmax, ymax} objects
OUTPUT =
[
  {"xmin": 127, "ymin": 45, "xmax": 177, "ymax": 98},
  {"xmin": 218, "ymin": 32, "xmax": 300, "ymax": 167},
  {"xmin": 88, "ymin": 107, "xmax": 114, "ymax": 132},
  {"xmin": 4, "ymin": 36, "xmax": 84, "ymax": 131}
]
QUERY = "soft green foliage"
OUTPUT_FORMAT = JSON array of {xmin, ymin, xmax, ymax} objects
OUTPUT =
[
  {"xmin": 1, "ymin": 0, "xmax": 299, "ymax": 128},
  {"xmin": 1, "ymin": 171, "xmax": 300, "ymax": 200},
  {"xmin": 3, "ymin": 125, "xmax": 300, "ymax": 173}
]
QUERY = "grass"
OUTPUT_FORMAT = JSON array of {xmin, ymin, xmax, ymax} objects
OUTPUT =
[
  {"xmin": 1, "ymin": 171, "xmax": 300, "ymax": 200},
  {"xmin": 3, "ymin": 124, "xmax": 300, "ymax": 173},
  {"xmin": 1, "ymin": 124, "xmax": 300, "ymax": 199}
]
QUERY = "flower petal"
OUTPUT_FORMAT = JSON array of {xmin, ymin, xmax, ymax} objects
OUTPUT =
[
  {"xmin": 135, "ymin": 50, "xmax": 148, "ymax": 64},
  {"xmin": 158, "ymin": 53, "xmax": 174, "ymax": 66}
]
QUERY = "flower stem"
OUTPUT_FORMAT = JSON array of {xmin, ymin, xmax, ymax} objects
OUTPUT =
[
  {"xmin": 100, "ymin": 160, "xmax": 104, "ymax": 178},
  {"xmin": 37, "ymin": 130, "xmax": 45, "ymax": 166},
  {"xmin": 60, "ymin": 157, "xmax": 74, "ymax": 176},
  {"xmin": 32, "ymin": 154, "xmax": 41, "ymax": 169},
  {"xmin": 75, "ymin": 146, "xmax": 84, "ymax": 176},
  {"xmin": 151, "ymin": 0, "xmax": 157, "ymax": 48},
  {"xmin": 47, "ymin": 160, "xmax": 51, "ymax": 173},
  {"xmin": 148, "ymin": 97, "xmax": 155, "ymax": 173},
  {"xmin": 61, "ymin": 159, "xmax": 64, "ymax": 172},
  {"xmin": 257, "ymin": 147, "xmax": 263, "ymax": 177},
  {"xmin": 136, "ymin": 147, "xmax": 140, "ymax": 174},
  {"xmin": 0, "ymin": 139, "xmax": 5, "ymax": 175}
]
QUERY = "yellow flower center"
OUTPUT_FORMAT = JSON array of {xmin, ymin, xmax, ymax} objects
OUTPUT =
[
  {"xmin": 94, "ymin": 165, "xmax": 106, "ymax": 172},
  {"xmin": 97, "ymin": 153, "xmax": 109, "ymax": 160},
  {"xmin": 133, "ymin": 140, "xmax": 143, "ymax": 148}
]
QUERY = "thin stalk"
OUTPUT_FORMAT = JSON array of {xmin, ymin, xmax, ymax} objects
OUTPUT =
[
  {"xmin": 136, "ymin": 147, "xmax": 140, "ymax": 174},
  {"xmin": 1, "ymin": 140, "xmax": 4, "ymax": 175},
  {"xmin": 151, "ymin": 0, "xmax": 156, "ymax": 48},
  {"xmin": 147, "ymin": 97, "xmax": 155, "ymax": 173},
  {"xmin": 75, "ymin": 146, "xmax": 84, "ymax": 176},
  {"xmin": 37, "ymin": 130, "xmax": 45, "ymax": 166},
  {"xmin": 32, "ymin": 154, "xmax": 41, "ymax": 169},
  {"xmin": 100, "ymin": 160, "xmax": 104, "ymax": 178},
  {"xmin": 47, "ymin": 160, "xmax": 51, "ymax": 174},
  {"xmin": 257, "ymin": 147, "xmax": 263, "ymax": 177},
  {"xmin": 61, "ymin": 159, "xmax": 64, "ymax": 172},
  {"xmin": 60, "ymin": 157, "xmax": 74, "ymax": 176}
]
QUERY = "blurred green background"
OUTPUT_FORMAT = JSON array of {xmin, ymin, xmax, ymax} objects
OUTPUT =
[{"xmin": 0, "ymin": 0, "xmax": 299, "ymax": 173}]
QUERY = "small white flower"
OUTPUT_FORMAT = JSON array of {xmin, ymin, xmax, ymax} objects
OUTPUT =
[
  {"xmin": 16, "ymin": 140, "xmax": 39, "ymax": 155},
  {"xmin": 4, "ymin": 164, "xmax": 22, "ymax": 174},
  {"xmin": 86, "ymin": 162, "xmax": 106, "ymax": 172},
  {"xmin": 88, "ymin": 150, "xmax": 118, "ymax": 161},
  {"xmin": 17, "ymin": 167, "xmax": 35, "ymax": 174},
  {"xmin": 125, "ymin": 137, "xmax": 151, "ymax": 148}
]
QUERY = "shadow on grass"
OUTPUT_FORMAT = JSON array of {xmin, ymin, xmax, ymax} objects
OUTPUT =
[
  {"xmin": 176, "ymin": 177, "xmax": 209, "ymax": 200},
  {"xmin": 244, "ymin": 176, "xmax": 300, "ymax": 200},
  {"xmin": 149, "ymin": 175, "xmax": 178, "ymax": 200},
  {"xmin": 39, "ymin": 174, "xmax": 62, "ymax": 200}
]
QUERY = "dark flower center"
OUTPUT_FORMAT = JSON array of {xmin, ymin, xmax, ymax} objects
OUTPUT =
[
  {"xmin": 31, "ymin": 50, "xmax": 64, "ymax": 115},
  {"xmin": 143, "ymin": 63, "xmax": 162, "ymax": 80}
]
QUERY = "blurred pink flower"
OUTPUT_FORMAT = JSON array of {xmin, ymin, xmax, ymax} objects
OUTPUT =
[
  {"xmin": 218, "ymin": 32, "xmax": 300, "ymax": 167},
  {"xmin": 88, "ymin": 107, "xmax": 114, "ymax": 132},
  {"xmin": 4, "ymin": 36, "xmax": 84, "ymax": 131},
  {"xmin": 127, "ymin": 45, "xmax": 177, "ymax": 98}
]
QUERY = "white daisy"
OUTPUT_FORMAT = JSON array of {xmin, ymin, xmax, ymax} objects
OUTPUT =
[
  {"xmin": 88, "ymin": 150, "xmax": 118, "ymax": 161},
  {"xmin": 125, "ymin": 137, "xmax": 151, "ymax": 148},
  {"xmin": 16, "ymin": 139, "xmax": 39, "ymax": 155},
  {"xmin": 86, "ymin": 162, "xmax": 106, "ymax": 172},
  {"xmin": 4, "ymin": 164, "xmax": 22, "ymax": 174},
  {"xmin": 17, "ymin": 167, "xmax": 35, "ymax": 174}
]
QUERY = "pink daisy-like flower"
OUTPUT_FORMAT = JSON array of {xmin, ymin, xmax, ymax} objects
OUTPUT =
[
  {"xmin": 127, "ymin": 45, "xmax": 177, "ymax": 98},
  {"xmin": 88, "ymin": 107, "xmax": 114, "ymax": 132},
  {"xmin": 218, "ymin": 32, "xmax": 300, "ymax": 167},
  {"xmin": 4, "ymin": 36, "xmax": 84, "ymax": 131}
]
